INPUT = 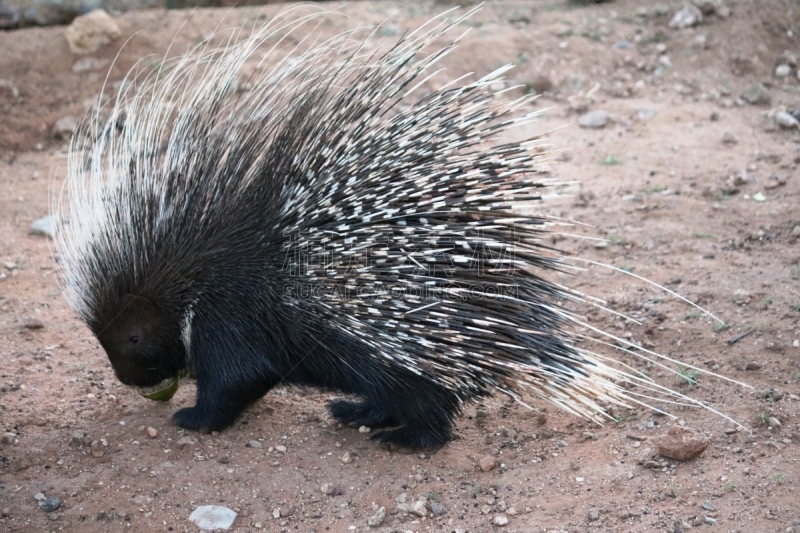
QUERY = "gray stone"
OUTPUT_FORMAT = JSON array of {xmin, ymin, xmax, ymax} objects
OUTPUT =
[
  {"xmin": 494, "ymin": 514, "xmax": 509, "ymax": 526},
  {"xmin": 775, "ymin": 64, "xmax": 791, "ymax": 77},
  {"xmin": 775, "ymin": 111, "xmax": 799, "ymax": 129},
  {"xmin": 669, "ymin": 4, "xmax": 703, "ymax": 29},
  {"xmin": 429, "ymin": 501, "xmax": 446, "ymax": 516},
  {"xmin": 188, "ymin": 505, "xmax": 237, "ymax": 531},
  {"xmin": 741, "ymin": 83, "xmax": 771, "ymax": 106},
  {"xmin": 366, "ymin": 506, "xmax": 385, "ymax": 527},
  {"xmin": 53, "ymin": 116, "xmax": 78, "ymax": 139},
  {"xmin": 410, "ymin": 500, "xmax": 427, "ymax": 517},
  {"xmin": 31, "ymin": 214, "xmax": 56, "ymax": 238},
  {"xmin": 38, "ymin": 497, "xmax": 62, "ymax": 512},
  {"xmin": 578, "ymin": 110, "xmax": 609, "ymax": 129}
]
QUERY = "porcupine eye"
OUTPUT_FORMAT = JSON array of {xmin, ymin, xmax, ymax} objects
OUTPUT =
[{"xmin": 130, "ymin": 336, "xmax": 139, "ymax": 344}]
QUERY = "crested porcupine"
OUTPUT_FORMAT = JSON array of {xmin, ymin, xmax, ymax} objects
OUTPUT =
[{"xmin": 55, "ymin": 8, "xmax": 737, "ymax": 449}]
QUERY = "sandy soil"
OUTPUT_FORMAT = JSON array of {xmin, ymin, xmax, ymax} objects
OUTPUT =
[{"xmin": 1, "ymin": 1, "xmax": 799, "ymax": 532}]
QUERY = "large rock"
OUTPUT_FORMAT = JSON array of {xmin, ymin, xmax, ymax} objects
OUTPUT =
[
  {"xmin": 64, "ymin": 9, "xmax": 120, "ymax": 55},
  {"xmin": 656, "ymin": 426, "xmax": 709, "ymax": 461}
]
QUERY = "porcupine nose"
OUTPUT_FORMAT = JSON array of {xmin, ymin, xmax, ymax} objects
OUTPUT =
[{"xmin": 109, "ymin": 354, "xmax": 162, "ymax": 387}]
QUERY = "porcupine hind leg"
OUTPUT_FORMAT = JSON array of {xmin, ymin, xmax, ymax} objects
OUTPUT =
[
  {"xmin": 367, "ymin": 380, "xmax": 460, "ymax": 450},
  {"xmin": 328, "ymin": 400, "xmax": 399, "ymax": 429}
]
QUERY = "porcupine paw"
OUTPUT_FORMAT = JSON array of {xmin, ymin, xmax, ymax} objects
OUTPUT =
[
  {"xmin": 328, "ymin": 400, "xmax": 398, "ymax": 429},
  {"xmin": 172, "ymin": 406, "xmax": 229, "ymax": 432},
  {"xmin": 370, "ymin": 426, "xmax": 450, "ymax": 451}
]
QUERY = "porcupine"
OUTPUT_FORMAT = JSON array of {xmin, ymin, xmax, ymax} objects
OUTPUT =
[{"xmin": 54, "ymin": 8, "xmax": 734, "ymax": 450}]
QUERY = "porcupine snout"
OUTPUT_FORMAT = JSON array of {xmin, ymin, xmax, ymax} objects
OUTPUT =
[{"xmin": 93, "ymin": 294, "xmax": 187, "ymax": 389}]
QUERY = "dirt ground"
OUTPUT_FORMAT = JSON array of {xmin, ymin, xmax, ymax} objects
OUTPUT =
[{"xmin": 1, "ymin": 0, "xmax": 799, "ymax": 532}]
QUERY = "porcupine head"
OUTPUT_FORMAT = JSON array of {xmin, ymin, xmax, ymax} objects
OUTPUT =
[{"xmin": 94, "ymin": 293, "xmax": 187, "ymax": 396}]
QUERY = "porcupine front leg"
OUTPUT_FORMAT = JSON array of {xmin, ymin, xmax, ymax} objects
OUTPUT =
[
  {"xmin": 172, "ymin": 313, "xmax": 281, "ymax": 432},
  {"xmin": 172, "ymin": 370, "xmax": 278, "ymax": 432}
]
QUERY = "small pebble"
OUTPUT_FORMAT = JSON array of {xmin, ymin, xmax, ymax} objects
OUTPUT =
[
  {"xmin": 246, "ymin": 440, "xmax": 262, "ymax": 448},
  {"xmin": 669, "ymin": 4, "xmax": 702, "ymax": 28},
  {"xmin": 578, "ymin": 109, "xmax": 609, "ymax": 129},
  {"xmin": 146, "ymin": 427, "xmax": 157, "ymax": 439},
  {"xmin": 701, "ymin": 501, "xmax": 716, "ymax": 511},
  {"xmin": 1, "ymin": 432, "xmax": 16, "ymax": 444},
  {"xmin": 52, "ymin": 116, "xmax": 78, "ymax": 139},
  {"xmin": 188, "ymin": 505, "xmax": 237, "ymax": 530},
  {"xmin": 320, "ymin": 483, "xmax": 335, "ymax": 496},
  {"xmin": 341, "ymin": 452, "xmax": 352, "ymax": 464},
  {"xmin": 38, "ymin": 497, "xmax": 62, "ymax": 513},
  {"xmin": 358, "ymin": 425, "xmax": 371, "ymax": 434},
  {"xmin": 23, "ymin": 318, "xmax": 44, "ymax": 330},
  {"xmin": 410, "ymin": 500, "xmax": 427, "ymax": 517},
  {"xmin": 366, "ymin": 506, "xmax": 386, "ymax": 527},
  {"xmin": 30, "ymin": 214, "xmax": 56, "ymax": 238},
  {"xmin": 429, "ymin": 501, "xmax": 446, "ymax": 516},
  {"xmin": 588, "ymin": 509, "xmax": 600, "ymax": 521},
  {"xmin": 479, "ymin": 455, "xmax": 496, "ymax": 472},
  {"xmin": 775, "ymin": 111, "xmax": 799, "ymax": 129},
  {"xmin": 274, "ymin": 445, "xmax": 287, "ymax": 453},
  {"xmin": 493, "ymin": 514, "xmax": 509, "ymax": 526},
  {"xmin": 775, "ymin": 64, "xmax": 791, "ymax": 77},
  {"xmin": 741, "ymin": 82, "xmax": 771, "ymax": 105}
]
